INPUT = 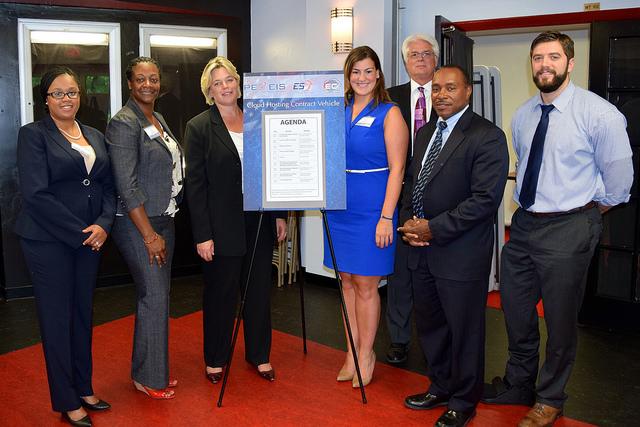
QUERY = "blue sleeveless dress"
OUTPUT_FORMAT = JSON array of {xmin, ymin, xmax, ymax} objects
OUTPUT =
[{"xmin": 323, "ymin": 100, "xmax": 397, "ymax": 276}]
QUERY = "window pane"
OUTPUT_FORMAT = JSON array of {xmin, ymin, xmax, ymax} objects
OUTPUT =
[
  {"xmin": 609, "ymin": 36, "xmax": 640, "ymax": 89},
  {"xmin": 32, "ymin": 42, "xmax": 110, "ymax": 132},
  {"xmin": 151, "ymin": 46, "xmax": 216, "ymax": 140}
]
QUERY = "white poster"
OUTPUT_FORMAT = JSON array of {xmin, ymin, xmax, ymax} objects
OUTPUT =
[{"xmin": 263, "ymin": 111, "xmax": 325, "ymax": 207}]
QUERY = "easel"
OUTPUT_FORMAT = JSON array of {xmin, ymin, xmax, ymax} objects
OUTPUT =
[{"xmin": 217, "ymin": 209, "xmax": 367, "ymax": 406}]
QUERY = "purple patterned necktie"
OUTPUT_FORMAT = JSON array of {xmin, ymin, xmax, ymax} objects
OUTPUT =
[{"xmin": 414, "ymin": 86, "xmax": 427, "ymax": 140}]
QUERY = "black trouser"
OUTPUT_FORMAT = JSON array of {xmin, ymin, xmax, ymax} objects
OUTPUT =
[
  {"xmin": 385, "ymin": 237, "xmax": 413, "ymax": 345},
  {"xmin": 411, "ymin": 252, "xmax": 488, "ymax": 413},
  {"xmin": 21, "ymin": 238, "xmax": 101, "ymax": 412},
  {"xmin": 500, "ymin": 206, "xmax": 602, "ymax": 408},
  {"xmin": 202, "ymin": 212, "xmax": 274, "ymax": 368}
]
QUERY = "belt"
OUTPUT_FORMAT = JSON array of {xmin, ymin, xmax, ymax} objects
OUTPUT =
[
  {"xmin": 345, "ymin": 167, "xmax": 389, "ymax": 174},
  {"xmin": 524, "ymin": 201, "xmax": 597, "ymax": 218}
]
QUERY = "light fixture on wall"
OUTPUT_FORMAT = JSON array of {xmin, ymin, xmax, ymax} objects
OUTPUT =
[{"xmin": 330, "ymin": 7, "xmax": 353, "ymax": 54}]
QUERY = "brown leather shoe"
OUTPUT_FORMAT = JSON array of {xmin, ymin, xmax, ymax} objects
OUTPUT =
[{"xmin": 518, "ymin": 403, "xmax": 563, "ymax": 427}]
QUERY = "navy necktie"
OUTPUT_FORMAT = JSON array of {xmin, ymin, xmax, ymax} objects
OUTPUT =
[
  {"xmin": 519, "ymin": 104, "xmax": 554, "ymax": 210},
  {"xmin": 411, "ymin": 120, "xmax": 448, "ymax": 218}
]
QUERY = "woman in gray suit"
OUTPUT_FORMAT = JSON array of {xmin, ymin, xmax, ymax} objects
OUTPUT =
[{"xmin": 106, "ymin": 57, "xmax": 183, "ymax": 399}]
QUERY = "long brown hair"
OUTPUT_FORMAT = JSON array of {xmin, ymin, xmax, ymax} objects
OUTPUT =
[{"xmin": 343, "ymin": 46, "xmax": 391, "ymax": 107}]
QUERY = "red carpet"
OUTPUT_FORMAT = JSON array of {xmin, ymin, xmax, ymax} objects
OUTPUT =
[{"xmin": 0, "ymin": 312, "xmax": 589, "ymax": 426}]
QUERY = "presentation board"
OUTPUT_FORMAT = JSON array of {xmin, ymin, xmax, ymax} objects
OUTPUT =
[{"xmin": 242, "ymin": 70, "xmax": 346, "ymax": 211}]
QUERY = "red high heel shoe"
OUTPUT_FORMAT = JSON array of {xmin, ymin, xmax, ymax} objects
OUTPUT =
[
  {"xmin": 133, "ymin": 381, "xmax": 175, "ymax": 399},
  {"xmin": 168, "ymin": 378, "xmax": 178, "ymax": 388}
]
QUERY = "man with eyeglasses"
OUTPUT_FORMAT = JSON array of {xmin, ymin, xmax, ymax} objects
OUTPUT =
[{"xmin": 384, "ymin": 33, "xmax": 440, "ymax": 366}]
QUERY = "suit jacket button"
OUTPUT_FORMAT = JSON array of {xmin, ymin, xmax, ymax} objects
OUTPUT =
[{"xmin": 82, "ymin": 179, "xmax": 91, "ymax": 186}]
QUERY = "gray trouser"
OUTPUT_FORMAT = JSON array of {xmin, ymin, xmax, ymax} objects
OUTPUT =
[
  {"xmin": 501, "ymin": 206, "xmax": 601, "ymax": 408},
  {"xmin": 112, "ymin": 215, "xmax": 174, "ymax": 389}
]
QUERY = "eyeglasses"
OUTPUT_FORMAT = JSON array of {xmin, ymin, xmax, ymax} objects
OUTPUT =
[
  {"xmin": 408, "ymin": 51, "xmax": 434, "ymax": 60},
  {"xmin": 47, "ymin": 91, "xmax": 80, "ymax": 99}
]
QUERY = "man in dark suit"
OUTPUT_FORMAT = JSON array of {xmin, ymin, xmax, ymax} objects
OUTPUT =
[
  {"xmin": 399, "ymin": 65, "xmax": 509, "ymax": 427},
  {"xmin": 385, "ymin": 33, "xmax": 440, "ymax": 365}
]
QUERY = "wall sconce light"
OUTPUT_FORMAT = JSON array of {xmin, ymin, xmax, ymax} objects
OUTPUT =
[{"xmin": 330, "ymin": 8, "xmax": 353, "ymax": 54}]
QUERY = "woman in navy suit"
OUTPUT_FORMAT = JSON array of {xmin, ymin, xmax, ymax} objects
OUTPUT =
[{"xmin": 15, "ymin": 66, "xmax": 116, "ymax": 426}]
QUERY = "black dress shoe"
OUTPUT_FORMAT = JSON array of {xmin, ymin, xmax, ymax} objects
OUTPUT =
[
  {"xmin": 257, "ymin": 368, "xmax": 275, "ymax": 382},
  {"xmin": 481, "ymin": 376, "xmax": 535, "ymax": 406},
  {"xmin": 81, "ymin": 399, "xmax": 111, "ymax": 411},
  {"xmin": 404, "ymin": 392, "xmax": 449, "ymax": 410},
  {"xmin": 62, "ymin": 413, "xmax": 92, "ymax": 427},
  {"xmin": 386, "ymin": 343, "xmax": 409, "ymax": 364},
  {"xmin": 434, "ymin": 408, "xmax": 476, "ymax": 427}
]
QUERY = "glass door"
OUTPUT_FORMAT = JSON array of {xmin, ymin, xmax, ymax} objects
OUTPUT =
[
  {"xmin": 18, "ymin": 19, "xmax": 122, "ymax": 132},
  {"xmin": 139, "ymin": 24, "xmax": 227, "ymax": 140}
]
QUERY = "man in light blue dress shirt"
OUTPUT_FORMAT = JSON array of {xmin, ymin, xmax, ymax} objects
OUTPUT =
[{"xmin": 482, "ymin": 31, "xmax": 633, "ymax": 427}]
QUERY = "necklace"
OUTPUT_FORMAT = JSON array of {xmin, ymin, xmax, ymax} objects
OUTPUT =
[{"xmin": 58, "ymin": 121, "xmax": 82, "ymax": 140}]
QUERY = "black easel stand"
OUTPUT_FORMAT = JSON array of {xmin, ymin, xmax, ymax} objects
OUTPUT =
[
  {"xmin": 321, "ymin": 209, "xmax": 367, "ymax": 404},
  {"xmin": 299, "ymin": 265, "xmax": 308, "ymax": 354},
  {"xmin": 217, "ymin": 211, "xmax": 265, "ymax": 407}
]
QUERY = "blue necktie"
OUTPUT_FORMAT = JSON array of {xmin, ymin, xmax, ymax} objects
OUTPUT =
[
  {"xmin": 519, "ymin": 104, "xmax": 554, "ymax": 210},
  {"xmin": 411, "ymin": 121, "xmax": 448, "ymax": 218}
]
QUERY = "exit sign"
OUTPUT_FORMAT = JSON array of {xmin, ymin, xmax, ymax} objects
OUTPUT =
[{"xmin": 584, "ymin": 2, "xmax": 600, "ymax": 11}]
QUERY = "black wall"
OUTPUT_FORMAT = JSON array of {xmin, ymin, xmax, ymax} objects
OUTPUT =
[{"xmin": 0, "ymin": 1, "xmax": 251, "ymax": 298}]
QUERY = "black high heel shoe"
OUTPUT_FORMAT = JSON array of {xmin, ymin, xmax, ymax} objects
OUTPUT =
[
  {"xmin": 61, "ymin": 412, "xmax": 92, "ymax": 427},
  {"xmin": 205, "ymin": 369, "xmax": 223, "ymax": 384},
  {"xmin": 257, "ymin": 367, "xmax": 276, "ymax": 382},
  {"xmin": 81, "ymin": 398, "xmax": 111, "ymax": 411}
]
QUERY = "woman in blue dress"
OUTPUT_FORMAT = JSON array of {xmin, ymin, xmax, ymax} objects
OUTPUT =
[{"xmin": 324, "ymin": 46, "xmax": 408, "ymax": 387}]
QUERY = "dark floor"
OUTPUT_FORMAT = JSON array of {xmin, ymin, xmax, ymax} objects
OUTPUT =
[{"xmin": 1, "ymin": 273, "xmax": 639, "ymax": 426}]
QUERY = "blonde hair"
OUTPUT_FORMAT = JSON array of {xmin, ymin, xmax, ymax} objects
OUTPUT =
[{"xmin": 200, "ymin": 56, "xmax": 241, "ymax": 105}]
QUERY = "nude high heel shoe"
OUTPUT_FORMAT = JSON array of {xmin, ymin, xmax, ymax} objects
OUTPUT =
[
  {"xmin": 337, "ymin": 366, "xmax": 355, "ymax": 382},
  {"xmin": 352, "ymin": 351, "xmax": 376, "ymax": 388}
]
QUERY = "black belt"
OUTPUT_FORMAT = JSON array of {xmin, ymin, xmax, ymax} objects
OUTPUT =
[{"xmin": 525, "ymin": 201, "xmax": 597, "ymax": 218}]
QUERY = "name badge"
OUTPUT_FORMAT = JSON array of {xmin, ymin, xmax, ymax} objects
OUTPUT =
[
  {"xmin": 355, "ymin": 116, "xmax": 375, "ymax": 127},
  {"xmin": 144, "ymin": 125, "xmax": 161, "ymax": 139}
]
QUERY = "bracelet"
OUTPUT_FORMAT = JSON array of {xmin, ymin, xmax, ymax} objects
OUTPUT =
[
  {"xmin": 143, "ymin": 232, "xmax": 159, "ymax": 245},
  {"xmin": 380, "ymin": 214, "xmax": 393, "ymax": 221}
]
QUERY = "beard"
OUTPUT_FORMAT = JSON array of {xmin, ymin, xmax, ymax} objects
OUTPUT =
[{"xmin": 533, "ymin": 65, "xmax": 568, "ymax": 93}]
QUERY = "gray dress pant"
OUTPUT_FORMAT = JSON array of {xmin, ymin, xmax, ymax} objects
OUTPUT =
[
  {"xmin": 500, "ymin": 206, "xmax": 602, "ymax": 408},
  {"xmin": 112, "ymin": 214, "xmax": 174, "ymax": 389}
]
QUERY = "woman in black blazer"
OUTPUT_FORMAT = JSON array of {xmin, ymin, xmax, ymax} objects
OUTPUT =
[
  {"xmin": 184, "ymin": 56, "xmax": 286, "ymax": 383},
  {"xmin": 15, "ymin": 67, "xmax": 115, "ymax": 426}
]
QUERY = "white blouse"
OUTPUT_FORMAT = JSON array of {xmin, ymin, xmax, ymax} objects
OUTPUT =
[
  {"xmin": 70, "ymin": 143, "xmax": 96, "ymax": 174},
  {"xmin": 229, "ymin": 130, "xmax": 244, "ymax": 192},
  {"xmin": 161, "ymin": 130, "xmax": 183, "ymax": 217}
]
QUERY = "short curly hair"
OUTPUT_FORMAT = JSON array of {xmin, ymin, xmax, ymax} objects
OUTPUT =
[{"xmin": 125, "ymin": 56, "xmax": 161, "ymax": 82}]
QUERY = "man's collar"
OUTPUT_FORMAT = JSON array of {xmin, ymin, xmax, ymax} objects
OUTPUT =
[
  {"xmin": 411, "ymin": 79, "xmax": 432, "ymax": 92},
  {"xmin": 537, "ymin": 80, "xmax": 574, "ymax": 113},
  {"xmin": 438, "ymin": 105, "xmax": 469, "ymax": 128}
]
